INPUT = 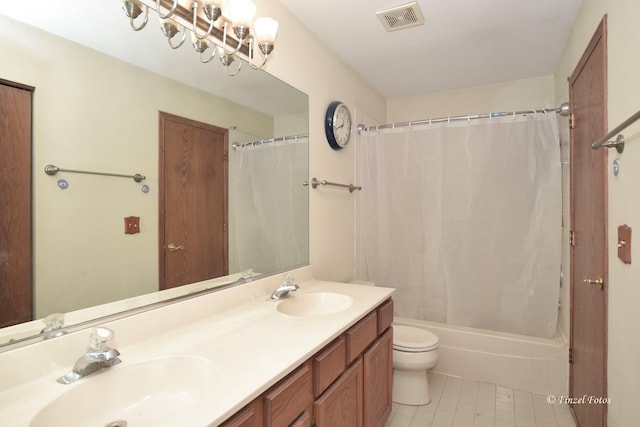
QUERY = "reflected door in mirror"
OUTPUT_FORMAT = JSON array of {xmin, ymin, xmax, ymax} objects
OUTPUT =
[
  {"xmin": 0, "ymin": 81, "xmax": 32, "ymax": 327},
  {"xmin": 159, "ymin": 112, "xmax": 228, "ymax": 290}
]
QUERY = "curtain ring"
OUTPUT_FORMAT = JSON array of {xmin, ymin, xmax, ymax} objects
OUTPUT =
[
  {"xmin": 467, "ymin": 115, "xmax": 471, "ymax": 123},
  {"xmin": 429, "ymin": 118, "xmax": 432, "ymax": 127},
  {"xmin": 489, "ymin": 112, "xmax": 493, "ymax": 121},
  {"xmin": 408, "ymin": 120, "xmax": 412, "ymax": 130},
  {"xmin": 512, "ymin": 111, "xmax": 516, "ymax": 120},
  {"xmin": 376, "ymin": 124, "xmax": 379, "ymax": 133}
]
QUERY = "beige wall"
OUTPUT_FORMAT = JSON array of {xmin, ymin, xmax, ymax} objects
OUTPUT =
[
  {"xmin": 386, "ymin": 75, "xmax": 556, "ymax": 123},
  {"xmin": 555, "ymin": 0, "xmax": 640, "ymax": 424}
]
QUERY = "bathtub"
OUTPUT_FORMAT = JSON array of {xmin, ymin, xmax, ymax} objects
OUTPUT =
[{"xmin": 393, "ymin": 317, "xmax": 569, "ymax": 397}]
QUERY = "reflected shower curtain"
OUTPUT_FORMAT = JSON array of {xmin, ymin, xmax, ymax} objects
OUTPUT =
[
  {"xmin": 356, "ymin": 113, "xmax": 561, "ymax": 338},
  {"xmin": 229, "ymin": 133, "xmax": 308, "ymax": 275}
]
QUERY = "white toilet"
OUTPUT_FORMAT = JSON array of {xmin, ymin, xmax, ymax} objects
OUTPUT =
[{"xmin": 392, "ymin": 324, "xmax": 440, "ymax": 405}]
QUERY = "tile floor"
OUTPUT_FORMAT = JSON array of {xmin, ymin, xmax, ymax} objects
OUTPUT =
[{"xmin": 385, "ymin": 372, "xmax": 576, "ymax": 427}]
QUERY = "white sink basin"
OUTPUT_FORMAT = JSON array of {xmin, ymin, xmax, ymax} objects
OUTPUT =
[
  {"xmin": 30, "ymin": 356, "xmax": 218, "ymax": 427},
  {"xmin": 277, "ymin": 292, "xmax": 354, "ymax": 316}
]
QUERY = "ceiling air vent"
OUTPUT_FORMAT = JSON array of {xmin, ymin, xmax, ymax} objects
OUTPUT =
[{"xmin": 376, "ymin": 1, "xmax": 425, "ymax": 32}]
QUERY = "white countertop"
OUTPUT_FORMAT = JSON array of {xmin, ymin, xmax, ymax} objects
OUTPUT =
[{"xmin": 0, "ymin": 268, "xmax": 394, "ymax": 426}]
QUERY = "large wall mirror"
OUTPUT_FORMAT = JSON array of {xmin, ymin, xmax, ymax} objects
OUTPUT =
[{"xmin": 0, "ymin": 0, "xmax": 309, "ymax": 348}]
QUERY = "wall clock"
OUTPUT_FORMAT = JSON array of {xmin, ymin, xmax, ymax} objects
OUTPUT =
[{"xmin": 325, "ymin": 101, "xmax": 352, "ymax": 150}]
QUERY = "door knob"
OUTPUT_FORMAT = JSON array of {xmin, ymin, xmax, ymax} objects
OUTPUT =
[
  {"xmin": 582, "ymin": 277, "xmax": 604, "ymax": 290},
  {"xmin": 167, "ymin": 243, "xmax": 185, "ymax": 252}
]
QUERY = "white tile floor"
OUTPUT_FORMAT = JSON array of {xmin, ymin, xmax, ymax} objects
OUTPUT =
[{"xmin": 385, "ymin": 372, "xmax": 576, "ymax": 427}]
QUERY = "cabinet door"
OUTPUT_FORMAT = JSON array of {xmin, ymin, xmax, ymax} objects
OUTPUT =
[
  {"xmin": 363, "ymin": 328, "xmax": 393, "ymax": 427},
  {"xmin": 314, "ymin": 358, "xmax": 363, "ymax": 427}
]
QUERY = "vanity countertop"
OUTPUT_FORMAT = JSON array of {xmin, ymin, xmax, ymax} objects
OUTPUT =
[{"xmin": 0, "ymin": 267, "xmax": 394, "ymax": 426}]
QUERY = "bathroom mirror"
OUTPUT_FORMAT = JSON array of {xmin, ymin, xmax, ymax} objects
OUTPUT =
[{"xmin": 0, "ymin": 0, "xmax": 309, "ymax": 348}]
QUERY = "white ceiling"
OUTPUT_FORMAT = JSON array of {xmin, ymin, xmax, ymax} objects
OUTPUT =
[{"xmin": 278, "ymin": 0, "xmax": 583, "ymax": 98}]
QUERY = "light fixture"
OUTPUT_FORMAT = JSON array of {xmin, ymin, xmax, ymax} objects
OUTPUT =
[
  {"xmin": 121, "ymin": 0, "xmax": 278, "ymax": 76},
  {"xmin": 160, "ymin": 17, "xmax": 186, "ymax": 49},
  {"xmin": 121, "ymin": 0, "xmax": 149, "ymax": 31}
]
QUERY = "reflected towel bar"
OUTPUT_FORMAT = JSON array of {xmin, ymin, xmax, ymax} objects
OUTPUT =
[
  {"xmin": 303, "ymin": 177, "xmax": 362, "ymax": 193},
  {"xmin": 44, "ymin": 165, "xmax": 146, "ymax": 183},
  {"xmin": 592, "ymin": 109, "xmax": 640, "ymax": 153}
]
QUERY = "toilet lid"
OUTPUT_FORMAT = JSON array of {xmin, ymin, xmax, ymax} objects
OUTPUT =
[{"xmin": 393, "ymin": 325, "xmax": 439, "ymax": 352}]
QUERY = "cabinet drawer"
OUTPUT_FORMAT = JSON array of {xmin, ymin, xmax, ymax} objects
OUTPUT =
[
  {"xmin": 264, "ymin": 361, "xmax": 313, "ymax": 427},
  {"xmin": 346, "ymin": 311, "xmax": 377, "ymax": 364},
  {"xmin": 313, "ymin": 336, "xmax": 347, "ymax": 397},
  {"xmin": 376, "ymin": 299, "xmax": 394, "ymax": 335}
]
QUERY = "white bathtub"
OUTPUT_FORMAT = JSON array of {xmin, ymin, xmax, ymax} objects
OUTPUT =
[{"xmin": 393, "ymin": 317, "xmax": 569, "ymax": 397}]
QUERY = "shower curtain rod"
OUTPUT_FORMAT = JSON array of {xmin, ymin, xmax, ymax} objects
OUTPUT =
[
  {"xmin": 232, "ymin": 133, "xmax": 308, "ymax": 151},
  {"xmin": 357, "ymin": 102, "xmax": 570, "ymax": 134}
]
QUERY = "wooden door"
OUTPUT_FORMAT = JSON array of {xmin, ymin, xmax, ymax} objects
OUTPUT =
[
  {"xmin": 569, "ymin": 16, "xmax": 608, "ymax": 427},
  {"xmin": 363, "ymin": 328, "xmax": 392, "ymax": 427},
  {"xmin": 159, "ymin": 112, "xmax": 228, "ymax": 290},
  {"xmin": 0, "ymin": 80, "xmax": 33, "ymax": 327}
]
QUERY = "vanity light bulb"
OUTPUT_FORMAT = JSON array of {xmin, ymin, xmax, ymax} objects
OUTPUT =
[
  {"xmin": 254, "ymin": 17, "xmax": 278, "ymax": 44},
  {"xmin": 227, "ymin": 0, "xmax": 256, "ymax": 27}
]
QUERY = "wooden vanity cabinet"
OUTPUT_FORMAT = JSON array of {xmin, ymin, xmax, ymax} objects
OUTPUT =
[
  {"xmin": 220, "ymin": 299, "xmax": 393, "ymax": 427},
  {"xmin": 313, "ymin": 298, "xmax": 393, "ymax": 427}
]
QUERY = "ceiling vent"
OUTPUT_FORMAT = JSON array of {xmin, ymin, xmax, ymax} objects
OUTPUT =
[{"xmin": 376, "ymin": 2, "xmax": 425, "ymax": 32}]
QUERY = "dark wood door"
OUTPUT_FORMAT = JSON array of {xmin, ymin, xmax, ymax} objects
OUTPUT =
[
  {"xmin": 0, "ymin": 80, "xmax": 33, "ymax": 327},
  {"xmin": 159, "ymin": 112, "xmax": 228, "ymax": 290},
  {"xmin": 569, "ymin": 16, "xmax": 608, "ymax": 427}
]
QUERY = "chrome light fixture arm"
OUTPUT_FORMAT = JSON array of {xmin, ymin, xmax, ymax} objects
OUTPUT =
[
  {"xmin": 219, "ymin": 21, "xmax": 245, "ymax": 57},
  {"xmin": 160, "ymin": 20, "xmax": 186, "ymax": 49},
  {"xmin": 192, "ymin": 38, "xmax": 218, "ymax": 63},
  {"xmin": 122, "ymin": 0, "xmax": 149, "ymax": 31},
  {"xmin": 248, "ymin": 37, "xmax": 272, "ymax": 70},
  {"xmin": 191, "ymin": 1, "xmax": 221, "ymax": 40},
  {"xmin": 156, "ymin": 0, "xmax": 179, "ymax": 19},
  {"xmin": 220, "ymin": 52, "xmax": 243, "ymax": 76}
]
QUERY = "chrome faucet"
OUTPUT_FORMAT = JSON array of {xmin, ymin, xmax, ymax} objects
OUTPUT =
[
  {"xmin": 270, "ymin": 273, "xmax": 299, "ymax": 300},
  {"xmin": 57, "ymin": 327, "xmax": 121, "ymax": 384}
]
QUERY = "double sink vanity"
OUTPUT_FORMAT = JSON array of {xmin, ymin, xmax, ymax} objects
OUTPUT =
[{"xmin": 0, "ymin": 266, "xmax": 394, "ymax": 427}]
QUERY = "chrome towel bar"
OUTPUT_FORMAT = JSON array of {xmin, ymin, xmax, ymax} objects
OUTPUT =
[
  {"xmin": 303, "ymin": 177, "xmax": 361, "ymax": 193},
  {"xmin": 44, "ymin": 165, "xmax": 146, "ymax": 183},
  {"xmin": 592, "ymin": 109, "xmax": 640, "ymax": 153}
]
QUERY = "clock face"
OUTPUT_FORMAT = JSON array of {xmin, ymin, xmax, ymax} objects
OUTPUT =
[{"xmin": 326, "ymin": 101, "xmax": 352, "ymax": 150}]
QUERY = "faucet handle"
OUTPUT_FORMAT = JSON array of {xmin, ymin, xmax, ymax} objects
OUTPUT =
[
  {"xmin": 89, "ymin": 327, "xmax": 115, "ymax": 351},
  {"xmin": 283, "ymin": 273, "xmax": 296, "ymax": 285}
]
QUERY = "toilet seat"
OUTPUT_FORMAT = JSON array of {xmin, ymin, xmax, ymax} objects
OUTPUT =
[{"xmin": 393, "ymin": 325, "xmax": 439, "ymax": 352}]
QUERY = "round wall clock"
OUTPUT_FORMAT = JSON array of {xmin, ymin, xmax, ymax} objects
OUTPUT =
[{"xmin": 325, "ymin": 101, "xmax": 352, "ymax": 150}]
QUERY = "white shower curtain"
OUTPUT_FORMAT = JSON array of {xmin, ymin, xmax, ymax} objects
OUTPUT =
[
  {"xmin": 356, "ymin": 113, "xmax": 561, "ymax": 338},
  {"xmin": 229, "ymin": 134, "xmax": 308, "ymax": 275}
]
